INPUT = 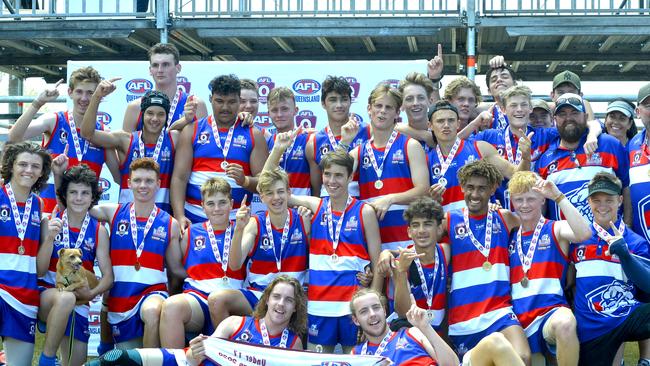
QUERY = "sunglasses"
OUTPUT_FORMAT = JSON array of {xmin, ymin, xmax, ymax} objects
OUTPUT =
[{"xmin": 556, "ymin": 96, "xmax": 584, "ymax": 109}]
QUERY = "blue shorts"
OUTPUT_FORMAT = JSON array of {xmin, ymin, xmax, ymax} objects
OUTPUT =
[
  {"xmin": 239, "ymin": 289, "xmax": 262, "ymax": 310},
  {"xmin": 0, "ymin": 295, "xmax": 37, "ymax": 343},
  {"xmin": 525, "ymin": 307, "xmax": 559, "ymax": 355},
  {"xmin": 39, "ymin": 308, "xmax": 90, "ymax": 343},
  {"xmin": 187, "ymin": 292, "xmax": 214, "ymax": 336},
  {"xmin": 307, "ymin": 314, "xmax": 359, "ymax": 347},
  {"xmin": 111, "ymin": 291, "xmax": 167, "ymax": 344},
  {"xmin": 449, "ymin": 311, "xmax": 521, "ymax": 356}
]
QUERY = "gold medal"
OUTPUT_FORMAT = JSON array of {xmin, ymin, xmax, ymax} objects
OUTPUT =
[
  {"xmin": 221, "ymin": 161, "xmax": 229, "ymax": 170},
  {"xmin": 135, "ymin": 261, "xmax": 141, "ymax": 271},
  {"xmin": 18, "ymin": 244, "xmax": 25, "ymax": 255},
  {"xmin": 482, "ymin": 261, "xmax": 492, "ymax": 271},
  {"xmin": 331, "ymin": 253, "xmax": 339, "ymax": 263},
  {"xmin": 374, "ymin": 180, "xmax": 383, "ymax": 190},
  {"xmin": 521, "ymin": 276, "xmax": 529, "ymax": 288}
]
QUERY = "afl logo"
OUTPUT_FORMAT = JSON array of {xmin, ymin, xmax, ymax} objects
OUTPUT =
[
  {"xmin": 297, "ymin": 110, "xmax": 317, "ymax": 129},
  {"xmin": 176, "ymin": 76, "xmax": 191, "ymax": 94},
  {"xmin": 96, "ymin": 112, "xmax": 112, "ymax": 126},
  {"xmin": 345, "ymin": 76, "xmax": 361, "ymax": 101},
  {"xmin": 98, "ymin": 178, "xmax": 111, "ymax": 193},
  {"xmin": 257, "ymin": 76, "xmax": 275, "ymax": 104},
  {"xmin": 125, "ymin": 79, "xmax": 153, "ymax": 95},
  {"xmin": 292, "ymin": 79, "xmax": 321, "ymax": 95}
]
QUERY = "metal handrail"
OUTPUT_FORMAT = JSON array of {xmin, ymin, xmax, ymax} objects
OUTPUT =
[
  {"xmin": 481, "ymin": 0, "xmax": 649, "ymax": 16},
  {"xmin": 0, "ymin": 0, "xmax": 153, "ymax": 19}
]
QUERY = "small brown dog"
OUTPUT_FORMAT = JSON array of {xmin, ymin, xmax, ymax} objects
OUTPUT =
[{"xmin": 56, "ymin": 248, "xmax": 98, "ymax": 298}]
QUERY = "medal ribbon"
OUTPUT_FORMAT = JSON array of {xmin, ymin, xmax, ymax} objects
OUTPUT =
[
  {"xmin": 327, "ymin": 196, "xmax": 353, "ymax": 254},
  {"xmin": 205, "ymin": 221, "xmax": 232, "ymax": 275},
  {"xmin": 463, "ymin": 207, "xmax": 494, "ymax": 259},
  {"xmin": 265, "ymin": 211, "xmax": 291, "ymax": 271},
  {"xmin": 504, "ymin": 127, "xmax": 523, "ymax": 165},
  {"xmin": 516, "ymin": 216, "xmax": 545, "ymax": 276},
  {"xmin": 414, "ymin": 249, "xmax": 439, "ymax": 309},
  {"xmin": 62, "ymin": 210, "xmax": 91, "ymax": 249},
  {"xmin": 364, "ymin": 130, "xmax": 398, "ymax": 182},
  {"xmin": 210, "ymin": 116, "xmax": 237, "ymax": 162},
  {"xmin": 6, "ymin": 183, "xmax": 33, "ymax": 242},
  {"xmin": 129, "ymin": 203, "xmax": 158, "ymax": 262},
  {"xmin": 435, "ymin": 138, "xmax": 461, "ymax": 180},
  {"xmin": 259, "ymin": 318, "xmax": 289, "ymax": 348},
  {"xmin": 137, "ymin": 129, "xmax": 166, "ymax": 163},
  {"xmin": 325, "ymin": 126, "xmax": 340, "ymax": 151},
  {"xmin": 361, "ymin": 330, "xmax": 393, "ymax": 356},
  {"xmin": 67, "ymin": 112, "xmax": 89, "ymax": 161},
  {"xmin": 166, "ymin": 88, "xmax": 181, "ymax": 128}
]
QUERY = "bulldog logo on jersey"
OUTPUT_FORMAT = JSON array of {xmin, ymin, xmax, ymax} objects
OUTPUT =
[
  {"xmin": 465, "ymin": 155, "xmax": 477, "ymax": 165},
  {"xmin": 116, "ymin": 220, "xmax": 129, "ymax": 236},
  {"xmin": 31, "ymin": 211, "xmax": 40, "ymax": 226},
  {"xmin": 0, "ymin": 205, "xmax": 10, "ymax": 222},
  {"xmin": 160, "ymin": 147, "xmax": 171, "ymax": 162},
  {"xmin": 233, "ymin": 135, "xmax": 247, "ymax": 148},
  {"xmin": 290, "ymin": 229, "xmax": 302, "ymax": 244},
  {"xmin": 565, "ymin": 182, "xmax": 592, "ymax": 221},
  {"xmin": 84, "ymin": 238, "xmax": 95, "ymax": 252},
  {"xmin": 197, "ymin": 131, "xmax": 210, "ymax": 145},
  {"xmin": 194, "ymin": 235, "xmax": 206, "ymax": 251},
  {"xmin": 344, "ymin": 216, "xmax": 358, "ymax": 231},
  {"xmin": 586, "ymin": 280, "xmax": 636, "ymax": 318},
  {"xmin": 454, "ymin": 223, "xmax": 467, "ymax": 239},
  {"xmin": 152, "ymin": 226, "xmax": 167, "ymax": 241},
  {"xmin": 538, "ymin": 234, "xmax": 551, "ymax": 250},
  {"xmin": 392, "ymin": 149, "xmax": 404, "ymax": 164}
]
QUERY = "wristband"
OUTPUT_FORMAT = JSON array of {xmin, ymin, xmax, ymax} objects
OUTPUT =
[{"xmin": 553, "ymin": 193, "xmax": 566, "ymax": 204}]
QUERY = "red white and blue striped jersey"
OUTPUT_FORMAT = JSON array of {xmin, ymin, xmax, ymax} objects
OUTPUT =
[
  {"xmin": 187, "ymin": 116, "xmax": 254, "ymax": 222},
  {"xmin": 509, "ymin": 220, "xmax": 569, "ymax": 329},
  {"xmin": 474, "ymin": 126, "xmax": 558, "ymax": 209},
  {"xmin": 41, "ymin": 111, "xmax": 107, "ymax": 213},
  {"xmin": 40, "ymin": 212, "xmax": 100, "ymax": 288},
  {"xmin": 536, "ymin": 133, "xmax": 629, "ymax": 221},
  {"xmin": 183, "ymin": 221, "xmax": 246, "ymax": 298},
  {"xmin": 351, "ymin": 328, "xmax": 437, "ymax": 365},
  {"xmin": 119, "ymin": 131, "xmax": 174, "ymax": 215},
  {"xmin": 0, "ymin": 188, "xmax": 42, "ymax": 319},
  {"xmin": 135, "ymin": 90, "xmax": 188, "ymax": 131},
  {"xmin": 446, "ymin": 208, "xmax": 513, "ymax": 336},
  {"xmin": 108, "ymin": 203, "xmax": 171, "ymax": 325},
  {"xmin": 267, "ymin": 132, "xmax": 311, "ymax": 196},
  {"xmin": 230, "ymin": 316, "xmax": 299, "ymax": 349},
  {"xmin": 569, "ymin": 221, "xmax": 650, "ymax": 342},
  {"xmin": 627, "ymin": 129, "xmax": 650, "ymax": 243},
  {"xmin": 396, "ymin": 244, "xmax": 447, "ymax": 330},
  {"xmin": 358, "ymin": 133, "xmax": 413, "ymax": 251},
  {"xmin": 427, "ymin": 140, "xmax": 481, "ymax": 212},
  {"xmin": 308, "ymin": 197, "xmax": 370, "ymax": 316},
  {"xmin": 246, "ymin": 209, "xmax": 308, "ymax": 292}
]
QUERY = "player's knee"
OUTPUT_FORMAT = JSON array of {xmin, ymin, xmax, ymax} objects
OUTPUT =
[
  {"xmin": 160, "ymin": 297, "xmax": 186, "ymax": 321},
  {"xmin": 209, "ymin": 290, "xmax": 235, "ymax": 311},
  {"xmin": 141, "ymin": 302, "xmax": 163, "ymax": 325},
  {"xmin": 551, "ymin": 309, "xmax": 577, "ymax": 340},
  {"xmin": 54, "ymin": 291, "xmax": 77, "ymax": 310}
]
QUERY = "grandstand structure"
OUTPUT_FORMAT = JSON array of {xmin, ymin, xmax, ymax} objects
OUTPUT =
[{"xmin": 0, "ymin": 0, "xmax": 648, "ymax": 83}]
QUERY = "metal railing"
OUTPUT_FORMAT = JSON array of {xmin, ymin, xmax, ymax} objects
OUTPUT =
[
  {"xmin": 173, "ymin": 0, "xmax": 462, "ymax": 17},
  {"xmin": 481, "ymin": 0, "xmax": 650, "ymax": 16},
  {"xmin": 0, "ymin": 0, "xmax": 154, "ymax": 18}
]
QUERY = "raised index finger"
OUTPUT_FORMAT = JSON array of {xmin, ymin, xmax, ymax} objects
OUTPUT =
[
  {"xmin": 241, "ymin": 194, "xmax": 248, "ymax": 207},
  {"xmin": 409, "ymin": 293, "xmax": 417, "ymax": 306},
  {"xmin": 437, "ymin": 43, "xmax": 442, "ymax": 58},
  {"xmin": 108, "ymin": 77, "xmax": 122, "ymax": 83},
  {"xmin": 54, "ymin": 79, "xmax": 65, "ymax": 88}
]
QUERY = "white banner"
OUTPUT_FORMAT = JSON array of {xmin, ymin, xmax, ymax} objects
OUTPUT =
[{"xmin": 203, "ymin": 336, "xmax": 386, "ymax": 366}]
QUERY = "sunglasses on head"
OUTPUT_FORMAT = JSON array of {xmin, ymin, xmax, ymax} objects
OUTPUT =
[{"xmin": 556, "ymin": 96, "xmax": 583, "ymax": 107}]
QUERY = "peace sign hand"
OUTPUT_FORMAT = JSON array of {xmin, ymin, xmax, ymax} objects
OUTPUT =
[{"xmin": 605, "ymin": 221, "xmax": 629, "ymax": 258}]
